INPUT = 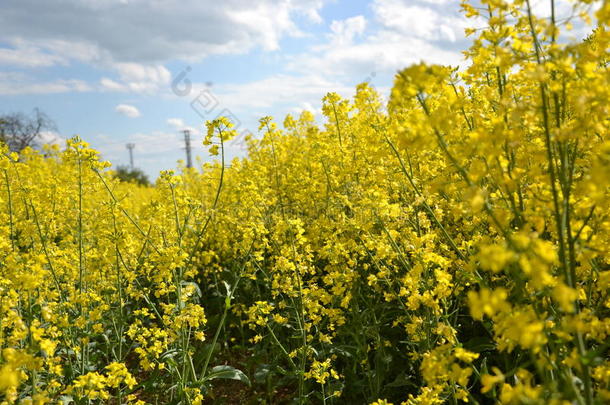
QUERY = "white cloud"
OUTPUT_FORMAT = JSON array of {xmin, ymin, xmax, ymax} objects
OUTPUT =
[
  {"xmin": 0, "ymin": 72, "xmax": 92, "ymax": 95},
  {"xmin": 167, "ymin": 117, "xmax": 199, "ymax": 135},
  {"xmin": 30, "ymin": 39, "xmax": 106, "ymax": 65},
  {"xmin": 99, "ymin": 78, "xmax": 125, "ymax": 92},
  {"xmin": 289, "ymin": 101, "xmax": 321, "ymax": 116},
  {"xmin": 372, "ymin": 0, "xmax": 466, "ymax": 42},
  {"xmin": 227, "ymin": 3, "xmax": 301, "ymax": 51},
  {"xmin": 285, "ymin": 2, "xmax": 467, "ymax": 82},
  {"xmin": 0, "ymin": 0, "xmax": 331, "ymax": 97},
  {"xmin": 0, "ymin": 65, "xmax": 170, "ymax": 96},
  {"xmin": 0, "ymin": 41, "xmax": 67, "ymax": 67},
  {"xmin": 115, "ymin": 63, "xmax": 171, "ymax": 85},
  {"xmin": 167, "ymin": 118, "xmax": 186, "ymax": 129},
  {"xmin": 531, "ymin": 0, "xmax": 577, "ymax": 18},
  {"xmin": 37, "ymin": 130, "xmax": 66, "ymax": 148},
  {"xmin": 329, "ymin": 16, "xmax": 367, "ymax": 46},
  {"xmin": 0, "ymin": 0, "xmax": 329, "ymax": 66},
  {"xmin": 115, "ymin": 104, "xmax": 141, "ymax": 118},
  {"xmin": 417, "ymin": 0, "xmax": 457, "ymax": 4},
  {"xmin": 216, "ymin": 74, "xmax": 354, "ymax": 111},
  {"xmin": 100, "ymin": 63, "xmax": 172, "ymax": 94}
]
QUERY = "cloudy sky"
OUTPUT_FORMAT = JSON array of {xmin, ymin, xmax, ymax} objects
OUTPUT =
[{"xmin": 0, "ymin": 0, "xmax": 563, "ymax": 178}]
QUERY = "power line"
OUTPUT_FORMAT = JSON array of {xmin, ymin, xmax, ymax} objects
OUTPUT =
[{"xmin": 126, "ymin": 143, "xmax": 135, "ymax": 168}]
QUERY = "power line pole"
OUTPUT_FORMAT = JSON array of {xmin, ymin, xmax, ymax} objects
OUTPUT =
[
  {"xmin": 183, "ymin": 130, "xmax": 192, "ymax": 168},
  {"xmin": 126, "ymin": 143, "xmax": 135, "ymax": 168}
]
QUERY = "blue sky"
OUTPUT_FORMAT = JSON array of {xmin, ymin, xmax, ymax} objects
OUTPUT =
[{"xmin": 1, "ymin": 0, "xmax": 564, "ymax": 178}]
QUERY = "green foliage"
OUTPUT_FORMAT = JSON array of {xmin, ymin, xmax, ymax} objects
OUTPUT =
[{"xmin": 113, "ymin": 165, "xmax": 150, "ymax": 186}]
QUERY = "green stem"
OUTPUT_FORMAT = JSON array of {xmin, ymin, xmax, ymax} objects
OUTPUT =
[
  {"xmin": 3, "ymin": 169, "xmax": 15, "ymax": 251},
  {"xmin": 94, "ymin": 169, "xmax": 161, "ymax": 254},
  {"xmin": 378, "ymin": 126, "xmax": 467, "ymax": 262},
  {"xmin": 78, "ymin": 157, "xmax": 85, "ymax": 292},
  {"xmin": 266, "ymin": 324, "xmax": 297, "ymax": 369}
]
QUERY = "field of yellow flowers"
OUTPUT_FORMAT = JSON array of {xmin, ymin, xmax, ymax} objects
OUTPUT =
[{"xmin": 1, "ymin": 1, "xmax": 610, "ymax": 404}]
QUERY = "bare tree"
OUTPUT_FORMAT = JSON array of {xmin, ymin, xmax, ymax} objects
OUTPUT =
[{"xmin": 0, "ymin": 108, "xmax": 57, "ymax": 152}]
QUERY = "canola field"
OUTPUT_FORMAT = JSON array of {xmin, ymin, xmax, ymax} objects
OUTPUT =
[{"xmin": 1, "ymin": 1, "xmax": 609, "ymax": 404}]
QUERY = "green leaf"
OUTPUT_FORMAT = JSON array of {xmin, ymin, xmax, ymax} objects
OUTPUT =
[
  {"xmin": 463, "ymin": 336, "xmax": 496, "ymax": 353},
  {"xmin": 254, "ymin": 364, "xmax": 272, "ymax": 383},
  {"xmin": 386, "ymin": 372, "xmax": 414, "ymax": 388},
  {"xmin": 329, "ymin": 345, "xmax": 354, "ymax": 358},
  {"xmin": 204, "ymin": 365, "xmax": 250, "ymax": 386},
  {"xmin": 58, "ymin": 396, "xmax": 74, "ymax": 405},
  {"xmin": 222, "ymin": 281, "xmax": 231, "ymax": 297}
]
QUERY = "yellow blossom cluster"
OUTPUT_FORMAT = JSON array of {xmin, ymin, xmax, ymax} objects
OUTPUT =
[{"xmin": 1, "ymin": 0, "xmax": 609, "ymax": 403}]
